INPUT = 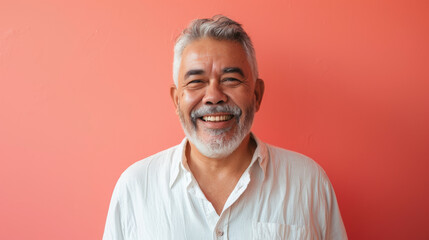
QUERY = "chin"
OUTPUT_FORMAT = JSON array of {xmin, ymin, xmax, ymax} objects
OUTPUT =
[
  {"xmin": 183, "ymin": 123, "xmax": 252, "ymax": 159},
  {"xmin": 190, "ymin": 133, "xmax": 241, "ymax": 158}
]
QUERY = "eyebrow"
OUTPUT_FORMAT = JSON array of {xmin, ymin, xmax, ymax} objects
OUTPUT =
[
  {"xmin": 184, "ymin": 69, "xmax": 205, "ymax": 80},
  {"xmin": 223, "ymin": 67, "xmax": 244, "ymax": 77},
  {"xmin": 184, "ymin": 67, "xmax": 245, "ymax": 80}
]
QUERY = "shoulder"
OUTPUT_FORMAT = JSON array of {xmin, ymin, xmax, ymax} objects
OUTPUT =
[
  {"xmin": 263, "ymin": 143, "xmax": 338, "ymax": 208},
  {"xmin": 264, "ymin": 143, "xmax": 329, "ymax": 183},
  {"xmin": 115, "ymin": 144, "xmax": 181, "ymax": 189},
  {"xmin": 266, "ymin": 144, "xmax": 323, "ymax": 171}
]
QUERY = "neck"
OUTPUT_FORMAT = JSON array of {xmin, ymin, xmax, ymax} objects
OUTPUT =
[{"xmin": 185, "ymin": 133, "xmax": 257, "ymax": 215}]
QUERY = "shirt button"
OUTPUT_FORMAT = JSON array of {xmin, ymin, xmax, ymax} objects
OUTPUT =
[{"xmin": 216, "ymin": 229, "xmax": 224, "ymax": 237}]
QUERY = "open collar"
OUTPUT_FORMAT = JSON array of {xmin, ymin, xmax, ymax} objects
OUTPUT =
[{"xmin": 169, "ymin": 133, "xmax": 268, "ymax": 188}]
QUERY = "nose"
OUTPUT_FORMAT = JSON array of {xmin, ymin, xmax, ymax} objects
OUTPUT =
[{"xmin": 202, "ymin": 81, "xmax": 227, "ymax": 105}]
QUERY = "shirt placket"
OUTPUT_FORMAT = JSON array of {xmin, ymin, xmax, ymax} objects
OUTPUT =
[
  {"xmin": 183, "ymin": 156, "xmax": 257, "ymax": 240},
  {"xmin": 186, "ymin": 172, "xmax": 223, "ymax": 239},
  {"xmin": 212, "ymin": 170, "xmax": 252, "ymax": 240},
  {"xmin": 212, "ymin": 208, "xmax": 230, "ymax": 240}
]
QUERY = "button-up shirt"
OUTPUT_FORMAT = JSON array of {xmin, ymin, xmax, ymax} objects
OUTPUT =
[{"xmin": 103, "ymin": 135, "xmax": 347, "ymax": 239}]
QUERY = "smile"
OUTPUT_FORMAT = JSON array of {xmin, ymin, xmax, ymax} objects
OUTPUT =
[{"xmin": 201, "ymin": 115, "xmax": 234, "ymax": 122}]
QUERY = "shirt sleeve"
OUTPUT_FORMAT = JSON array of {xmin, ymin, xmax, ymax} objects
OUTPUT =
[
  {"xmin": 321, "ymin": 174, "xmax": 348, "ymax": 240},
  {"xmin": 103, "ymin": 177, "xmax": 125, "ymax": 240}
]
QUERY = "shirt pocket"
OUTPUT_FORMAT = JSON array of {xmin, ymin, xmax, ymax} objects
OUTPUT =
[{"xmin": 252, "ymin": 222, "xmax": 311, "ymax": 240}]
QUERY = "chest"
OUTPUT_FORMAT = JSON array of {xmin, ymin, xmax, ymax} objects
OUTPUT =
[
  {"xmin": 124, "ymin": 173, "xmax": 318, "ymax": 240},
  {"xmin": 198, "ymin": 177, "xmax": 239, "ymax": 215}
]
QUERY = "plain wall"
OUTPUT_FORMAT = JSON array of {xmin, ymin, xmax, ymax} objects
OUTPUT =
[{"xmin": 1, "ymin": 0, "xmax": 428, "ymax": 239}]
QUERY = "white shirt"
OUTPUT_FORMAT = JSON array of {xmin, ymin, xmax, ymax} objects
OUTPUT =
[{"xmin": 103, "ymin": 135, "xmax": 347, "ymax": 240}]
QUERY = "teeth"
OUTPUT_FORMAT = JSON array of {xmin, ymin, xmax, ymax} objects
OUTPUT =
[{"xmin": 202, "ymin": 115, "xmax": 233, "ymax": 122}]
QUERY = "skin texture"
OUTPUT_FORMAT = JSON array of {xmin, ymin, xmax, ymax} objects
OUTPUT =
[{"xmin": 170, "ymin": 38, "xmax": 264, "ymax": 214}]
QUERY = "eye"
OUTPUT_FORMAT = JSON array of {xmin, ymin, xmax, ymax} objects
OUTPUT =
[
  {"xmin": 186, "ymin": 79, "xmax": 206, "ymax": 89},
  {"xmin": 188, "ymin": 79, "xmax": 203, "ymax": 84},
  {"xmin": 222, "ymin": 78, "xmax": 242, "ymax": 86}
]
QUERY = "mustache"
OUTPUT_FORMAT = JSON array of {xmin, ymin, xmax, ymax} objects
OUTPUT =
[{"xmin": 191, "ymin": 105, "xmax": 242, "ymax": 121}]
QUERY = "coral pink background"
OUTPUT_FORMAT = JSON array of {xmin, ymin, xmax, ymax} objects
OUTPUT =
[{"xmin": 1, "ymin": 0, "xmax": 428, "ymax": 239}]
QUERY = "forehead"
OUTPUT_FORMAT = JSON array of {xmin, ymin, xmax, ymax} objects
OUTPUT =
[{"xmin": 179, "ymin": 38, "xmax": 250, "ymax": 74}]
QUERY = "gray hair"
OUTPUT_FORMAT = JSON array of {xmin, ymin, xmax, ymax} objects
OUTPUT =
[{"xmin": 173, "ymin": 15, "xmax": 258, "ymax": 86}]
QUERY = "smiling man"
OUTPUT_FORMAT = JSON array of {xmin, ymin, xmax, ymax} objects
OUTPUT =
[{"xmin": 104, "ymin": 16, "xmax": 347, "ymax": 240}]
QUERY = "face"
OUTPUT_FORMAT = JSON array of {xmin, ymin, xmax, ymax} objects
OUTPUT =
[{"xmin": 171, "ymin": 38, "xmax": 264, "ymax": 158}]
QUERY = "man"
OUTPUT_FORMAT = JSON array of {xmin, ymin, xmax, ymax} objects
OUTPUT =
[{"xmin": 104, "ymin": 15, "xmax": 347, "ymax": 239}]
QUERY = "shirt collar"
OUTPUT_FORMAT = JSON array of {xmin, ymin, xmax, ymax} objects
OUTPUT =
[
  {"xmin": 169, "ymin": 133, "xmax": 268, "ymax": 188},
  {"xmin": 250, "ymin": 133, "xmax": 268, "ymax": 177},
  {"xmin": 169, "ymin": 138, "xmax": 188, "ymax": 188}
]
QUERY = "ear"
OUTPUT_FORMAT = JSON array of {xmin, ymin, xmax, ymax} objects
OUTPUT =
[
  {"xmin": 170, "ymin": 84, "xmax": 179, "ymax": 114},
  {"xmin": 254, "ymin": 78, "xmax": 265, "ymax": 112}
]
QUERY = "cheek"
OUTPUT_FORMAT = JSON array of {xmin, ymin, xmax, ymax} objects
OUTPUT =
[
  {"xmin": 226, "ymin": 90, "xmax": 254, "ymax": 108},
  {"xmin": 180, "ymin": 90, "xmax": 204, "ymax": 110}
]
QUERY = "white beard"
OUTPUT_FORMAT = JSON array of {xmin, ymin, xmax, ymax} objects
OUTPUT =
[{"xmin": 178, "ymin": 103, "xmax": 255, "ymax": 158}]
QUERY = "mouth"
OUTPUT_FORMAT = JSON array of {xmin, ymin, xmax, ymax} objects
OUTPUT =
[{"xmin": 200, "ymin": 114, "xmax": 234, "ymax": 122}]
